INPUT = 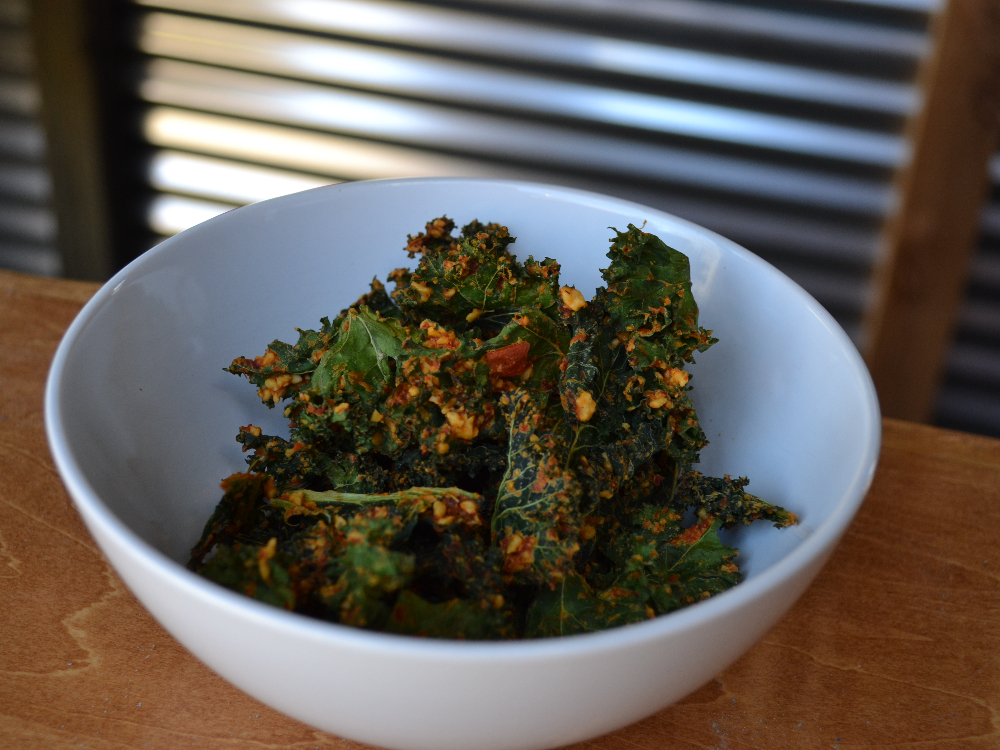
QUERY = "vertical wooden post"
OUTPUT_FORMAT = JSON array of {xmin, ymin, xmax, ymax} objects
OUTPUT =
[
  {"xmin": 864, "ymin": 0, "xmax": 1000, "ymax": 422},
  {"xmin": 28, "ymin": 0, "xmax": 115, "ymax": 281}
]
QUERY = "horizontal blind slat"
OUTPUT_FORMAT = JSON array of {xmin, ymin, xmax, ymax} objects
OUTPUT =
[
  {"xmin": 0, "ymin": 202, "xmax": 56, "ymax": 243},
  {"xmin": 140, "ymin": 60, "xmax": 896, "ymax": 212},
  {"xmin": 137, "ymin": 19, "xmax": 907, "ymax": 164},
  {"xmin": 0, "ymin": 240, "xmax": 59, "ymax": 275},
  {"xmin": 136, "ymin": 0, "xmax": 930, "ymax": 57},
  {"xmin": 149, "ymin": 150, "xmax": 333, "ymax": 204},
  {"xmin": 0, "ymin": 162, "xmax": 50, "ymax": 202},
  {"xmin": 139, "ymin": 11, "xmax": 918, "ymax": 114},
  {"xmin": 132, "ymin": 0, "xmax": 927, "ymax": 345},
  {"xmin": 144, "ymin": 107, "xmax": 878, "ymax": 265},
  {"xmin": 0, "ymin": 15, "xmax": 59, "ymax": 277},
  {"xmin": 143, "ymin": 106, "xmax": 542, "ymax": 181},
  {"xmin": 147, "ymin": 194, "xmax": 236, "ymax": 236},
  {"xmin": 0, "ymin": 74, "xmax": 39, "ymax": 116}
]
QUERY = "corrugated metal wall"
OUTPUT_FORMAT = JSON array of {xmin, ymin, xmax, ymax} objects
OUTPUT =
[
  {"xmin": 0, "ymin": 0, "xmax": 58, "ymax": 276},
  {"xmin": 10, "ymin": 0, "xmax": 1000, "ymax": 438},
  {"xmin": 131, "ymin": 0, "xmax": 936, "ymax": 345},
  {"xmin": 935, "ymin": 151, "xmax": 1000, "ymax": 438}
]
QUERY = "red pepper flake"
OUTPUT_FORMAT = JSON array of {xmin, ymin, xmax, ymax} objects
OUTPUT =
[
  {"xmin": 604, "ymin": 587, "xmax": 637, "ymax": 601},
  {"xmin": 673, "ymin": 517, "xmax": 714, "ymax": 546},
  {"xmin": 484, "ymin": 341, "xmax": 531, "ymax": 377}
]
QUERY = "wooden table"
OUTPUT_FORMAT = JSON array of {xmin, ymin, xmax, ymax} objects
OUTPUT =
[{"xmin": 3, "ymin": 268, "xmax": 999, "ymax": 749}]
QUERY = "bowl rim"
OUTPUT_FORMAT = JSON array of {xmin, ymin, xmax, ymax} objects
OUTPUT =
[{"xmin": 44, "ymin": 176, "xmax": 881, "ymax": 660}]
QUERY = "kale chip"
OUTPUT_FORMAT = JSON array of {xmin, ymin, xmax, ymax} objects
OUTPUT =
[{"xmin": 190, "ymin": 217, "xmax": 795, "ymax": 639}]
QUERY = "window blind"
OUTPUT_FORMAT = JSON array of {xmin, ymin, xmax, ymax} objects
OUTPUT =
[
  {"xmin": 16, "ymin": 0, "xmax": 997, "ymax": 436},
  {"xmin": 935, "ymin": 152, "xmax": 1000, "ymax": 438},
  {"xmin": 125, "ymin": 0, "xmax": 1000, "ymax": 436},
  {"xmin": 0, "ymin": 0, "xmax": 58, "ymax": 276},
  {"xmin": 131, "ymin": 0, "xmax": 938, "ymax": 346}
]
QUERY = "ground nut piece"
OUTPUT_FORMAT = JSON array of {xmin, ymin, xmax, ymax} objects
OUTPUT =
[
  {"xmin": 666, "ymin": 368, "xmax": 690, "ymax": 387},
  {"xmin": 426, "ymin": 216, "xmax": 450, "ymax": 237},
  {"xmin": 574, "ymin": 391, "xmax": 597, "ymax": 422},
  {"xmin": 443, "ymin": 409, "xmax": 478, "ymax": 440},
  {"xmin": 257, "ymin": 537, "xmax": 277, "ymax": 582},
  {"xmin": 647, "ymin": 390, "xmax": 672, "ymax": 409},
  {"xmin": 501, "ymin": 532, "xmax": 537, "ymax": 574},
  {"xmin": 506, "ymin": 533, "xmax": 523, "ymax": 554},
  {"xmin": 410, "ymin": 281, "xmax": 433, "ymax": 302},
  {"xmin": 559, "ymin": 286, "xmax": 587, "ymax": 311},
  {"xmin": 420, "ymin": 320, "xmax": 460, "ymax": 350}
]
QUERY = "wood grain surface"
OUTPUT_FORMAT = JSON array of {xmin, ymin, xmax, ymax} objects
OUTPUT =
[{"xmin": 2, "ymin": 269, "xmax": 999, "ymax": 749}]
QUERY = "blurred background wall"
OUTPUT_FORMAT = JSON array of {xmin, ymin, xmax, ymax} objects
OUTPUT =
[
  {"xmin": 3, "ymin": 0, "xmax": 999, "ymax": 436},
  {"xmin": 1, "ymin": 0, "xmax": 58, "ymax": 275}
]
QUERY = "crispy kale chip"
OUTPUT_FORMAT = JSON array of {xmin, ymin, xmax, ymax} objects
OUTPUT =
[{"xmin": 191, "ymin": 217, "xmax": 795, "ymax": 638}]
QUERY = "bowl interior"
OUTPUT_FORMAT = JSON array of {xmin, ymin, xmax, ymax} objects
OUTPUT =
[{"xmin": 53, "ymin": 178, "xmax": 877, "ymax": 582}]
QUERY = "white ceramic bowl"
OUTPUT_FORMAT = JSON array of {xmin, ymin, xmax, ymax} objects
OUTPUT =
[{"xmin": 46, "ymin": 178, "xmax": 880, "ymax": 750}]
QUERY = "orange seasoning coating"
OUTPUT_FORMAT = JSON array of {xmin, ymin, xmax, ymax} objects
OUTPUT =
[{"xmin": 196, "ymin": 217, "xmax": 797, "ymax": 641}]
